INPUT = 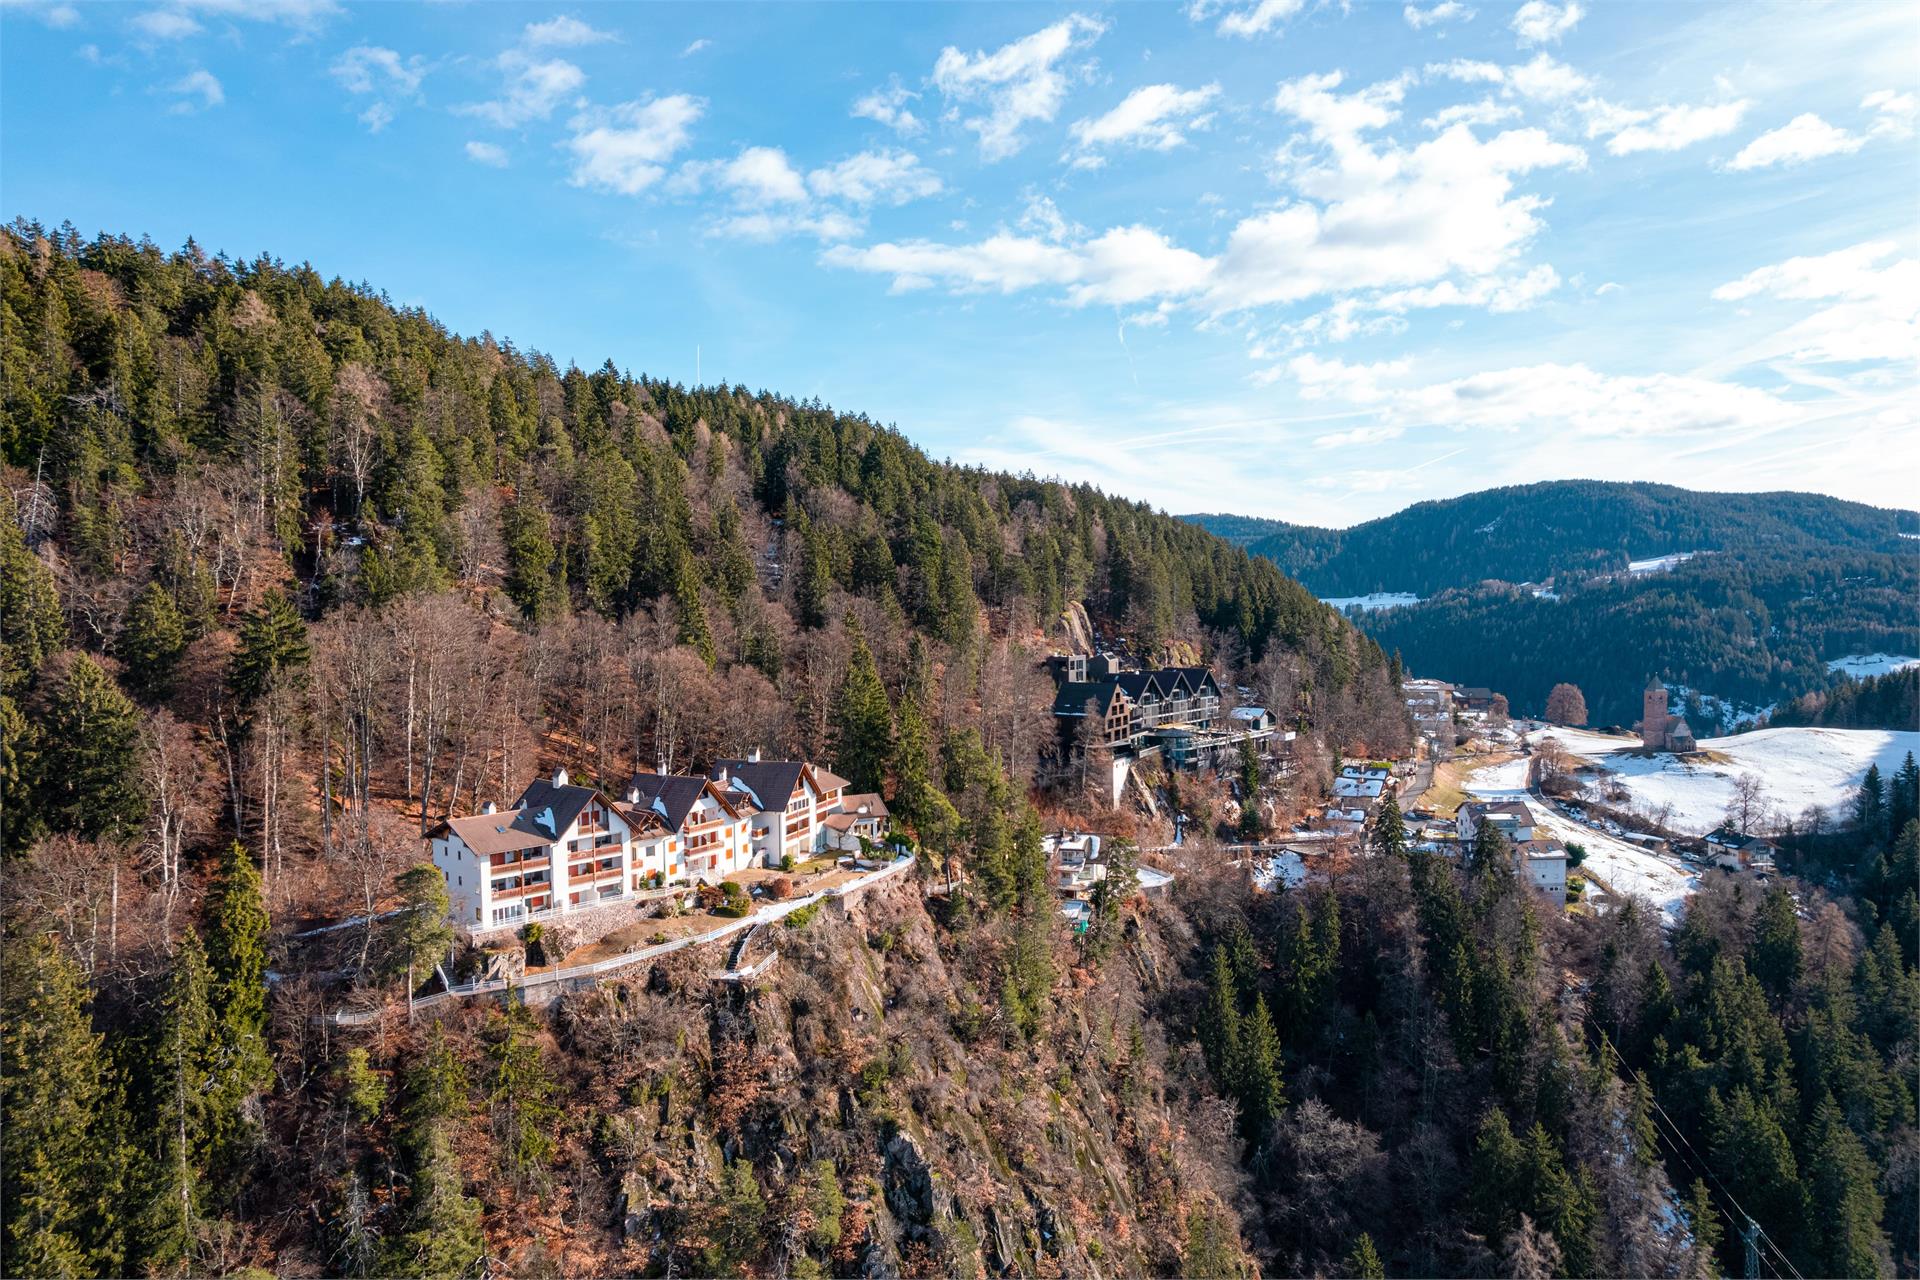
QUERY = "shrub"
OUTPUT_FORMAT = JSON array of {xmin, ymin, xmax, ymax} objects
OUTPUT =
[
  {"xmin": 768, "ymin": 876, "xmax": 795, "ymax": 901},
  {"xmin": 783, "ymin": 902, "xmax": 823, "ymax": 931},
  {"xmin": 779, "ymin": 854, "xmax": 796, "ymax": 872},
  {"xmin": 648, "ymin": 931, "xmax": 669, "ymax": 945}
]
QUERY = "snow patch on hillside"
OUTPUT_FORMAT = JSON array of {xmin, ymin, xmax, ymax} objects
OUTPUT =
[
  {"xmin": 1535, "ymin": 725, "xmax": 1920, "ymax": 835},
  {"xmin": 1321, "ymin": 592, "xmax": 1422, "ymax": 611},
  {"xmin": 1628, "ymin": 552, "xmax": 1698, "ymax": 575},
  {"xmin": 1465, "ymin": 757, "xmax": 1697, "ymax": 922},
  {"xmin": 1826, "ymin": 653, "xmax": 1920, "ymax": 678}
]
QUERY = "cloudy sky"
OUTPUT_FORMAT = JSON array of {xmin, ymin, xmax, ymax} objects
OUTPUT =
[{"xmin": 3, "ymin": 0, "xmax": 1915, "ymax": 524}]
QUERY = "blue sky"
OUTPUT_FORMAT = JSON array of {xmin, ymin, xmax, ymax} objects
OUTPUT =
[{"xmin": 3, "ymin": 0, "xmax": 1915, "ymax": 525}]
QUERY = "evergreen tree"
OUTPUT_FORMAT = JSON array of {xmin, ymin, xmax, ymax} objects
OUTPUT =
[
  {"xmin": 1749, "ymin": 882, "xmax": 1802, "ymax": 999},
  {"xmin": 795, "ymin": 518, "xmax": 833, "ymax": 630},
  {"xmin": 670, "ymin": 546, "xmax": 716, "ymax": 667},
  {"xmin": 0, "ymin": 692, "xmax": 43, "ymax": 857},
  {"xmin": 1, "ymin": 933, "xmax": 127, "ymax": 1277},
  {"xmin": 1201, "ymin": 944, "xmax": 1244, "ymax": 1092},
  {"xmin": 135, "ymin": 929, "xmax": 216, "ymax": 1271},
  {"xmin": 1854, "ymin": 764, "xmax": 1887, "ymax": 844},
  {"xmin": 37, "ymin": 653, "xmax": 145, "ymax": 840},
  {"xmin": 380, "ymin": 1126, "xmax": 484, "ymax": 1280},
  {"xmin": 1682, "ymin": 1180, "xmax": 1722, "ymax": 1279},
  {"xmin": 1182, "ymin": 1207, "xmax": 1249, "ymax": 1280},
  {"xmin": 829, "ymin": 619, "xmax": 892, "ymax": 794},
  {"xmin": 228, "ymin": 588, "xmax": 310, "ymax": 705},
  {"xmin": 1802, "ymin": 1093, "xmax": 1889, "ymax": 1279},
  {"xmin": 1372, "ymin": 791, "xmax": 1407, "ymax": 858},
  {"xmin": 1234, "ymin": 996, "xmax": 1286, "ymax": 1143},
  {"xmin": 400, "ymin": 1025, "xmax": 469, "ymax": 1149},
  {"xmin": 1236, "ymin": 738, "xmax": 1264, "ymax": 840},
  {"xmin": 0, "ymin": 491, "xmax": 64, "ymax": 693},
  {"xmin": 387, "ymin": 863, "xmax": 456, "ymax": 981},
  {"xmin": 486, "ymin": 999, "xmax": 558, "ymax": 1187},
  {"xmin": 702, "ymin": 1160, "xmax": 768, "ymax": 1275},
  {"xmin": 118, "ymin": 580, "xmax": 187, "ymax": 700},
  {"xmin": 501, "ymin": 491, "xmax": 560, "ymax": 623},
  {"xmin": 1469, "ymin": 1109, "xmax": 1525, "ymax": 1245},
  {"xmin": 203, "ymin": 841, "xmax": 274, "ymax": 1179},
  {"xmin": 1346, "ymin": 1232, "xmax": 1387, "ymax": 1279},
  {"xmin": 339, "ymin": 1048, "xmax": 386, "ymax": 1127},
  {"xmin": 888, "ymin": 689, "xmax": 959, "ymax": 851}
]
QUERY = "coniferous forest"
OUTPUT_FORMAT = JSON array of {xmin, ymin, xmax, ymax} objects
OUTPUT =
[
  {"xmin": 1, "ymin": 223, "xmax": 1915, "ymax": 1280},
  {"xmin": 1191, "ymin": 484, "xmax": 1920, "ymax": 728}
]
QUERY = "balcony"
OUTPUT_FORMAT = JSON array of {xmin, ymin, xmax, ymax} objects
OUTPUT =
[
  {"xmin": 568, "ymin": 862, "xmax": 624, "ymax": 885},
  {"xmin": 489, "ymin": 852, "xmax": 550, "ymax": 872},
  {"xmin": 491, "ymin": 878, "xmax": 552, "ymax": 901}
]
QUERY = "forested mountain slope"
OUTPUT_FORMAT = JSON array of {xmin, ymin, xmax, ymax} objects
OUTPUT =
[
  {"xmin": 0, "ymin": 220, "xmax": 1416, "ymax": 1278},
  {"xmin": 1189, "ymin": 483, "xmax": 1920, "ymax": 728},
  {"xmin": 1188, "ymin": 481, "xmax": 1919, "ymax": 597}
]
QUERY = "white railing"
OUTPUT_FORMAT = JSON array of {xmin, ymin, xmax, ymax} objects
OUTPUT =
[{"xmin": 375, "ymin": 854, "xmax": 915, "ymax": 1014}]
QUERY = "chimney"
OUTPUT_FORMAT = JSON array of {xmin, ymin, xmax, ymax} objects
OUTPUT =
[
  {"xmin": 716, "ymin": 766, "xmax": 730, "ymax": 788},
  {"xmin": 748, "ymin": 747, "xmax": 761, "ymax": 764},
  {"xmin": 625, "ymin": 784, "xmax": 641, "ymax": 805},
  {"xmin": 552, "ymin": 765, "xmax": 569, "ymax": 788},
  {"xmin": 656, "ymin": 756, "xmax": 667, "ymax": 777},
  {"xmin": 481, "ymin": 800, "xmax": 497, "ymax": 815}
]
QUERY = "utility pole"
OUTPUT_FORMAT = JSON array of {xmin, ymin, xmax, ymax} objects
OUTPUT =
[{"xmin": 1742, "ymin": 1215, "xmax": 1760, "ymax": 1280}]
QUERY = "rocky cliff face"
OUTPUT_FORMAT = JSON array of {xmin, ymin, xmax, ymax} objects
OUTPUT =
[{"xmin": 509, "ymin": 873, "xmax": 1252, "ymax": 1278}]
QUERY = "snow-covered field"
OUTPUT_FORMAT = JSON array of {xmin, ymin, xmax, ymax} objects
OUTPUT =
[
  {"xmin": 1321, "ymin": 592, "xmax": 1422, "ymax": 611},
  {"xmin": 1628, "ymin": 552, "xmax": 1697, "ymax": 575},
  {"xmin": 1534, "ymin": 725, "xmax": 1920, "ymax": 835},
  {"xmin": 1465, "ymin": 757, "xmax": 1698, "ymax": 922},
  {"xmin": 1826, "ymin": 653, "xmax": 1920, "ymax": 678}
]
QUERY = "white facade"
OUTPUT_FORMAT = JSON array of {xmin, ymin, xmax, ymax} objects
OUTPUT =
[{"xmin": 430, "ymin": 773, "xmax": 643, "ymax": 933}]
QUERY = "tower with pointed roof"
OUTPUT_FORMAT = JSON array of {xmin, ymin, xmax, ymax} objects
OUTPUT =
[{"xmin": 1641, "ymin": 676, "xmax": 1669, "ymax": 750}]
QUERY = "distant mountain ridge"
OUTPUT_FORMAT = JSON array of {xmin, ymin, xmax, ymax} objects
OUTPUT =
[
  {"xmin": 1186, "ymin": 481, "xmax": 1920, "ymax": 597},
  {"xmin": 1187, "ymin": 482, "xmax": 1920, "ymax": 730}
]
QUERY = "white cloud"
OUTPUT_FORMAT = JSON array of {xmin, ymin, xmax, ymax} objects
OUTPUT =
[
  {"xmin": 167, "ymin": 67, "xmax": 223, "ymax": 111},
  {"xmin": 1068, "ymin": 82, "xmax": 1220, "ymax": 163},
  {"xmin": 1586, "ymin": 98, "xmax": 1748, "ymax": 155},
  {"xmin": 357, "ymin": 103, "xmax": 392, "ymax": 132},
  {"xmin": 566, "ymin": 95, "xmax": 704, "ymax": 195},
  {"xmin": 1289, "ymin": 353, "xmax": 1411, "ymax": 403},
  {"xmin": 1423, "ymin": 99, "xmax": 1521, "ymax": 129},
  {"xmin": 1189, "ymin": 0, "xmax": 1309, "ymax": 39},
  {"xmin": 1397, "ymin": 363, "xmax": 1794, "ymax": 438},
  {"xmin": 830, "ymin": 71, "xmax": 1582, "ymax": 323},
  {"xmin": 852, "ymin": 77, "xmax": 923, "ymax": 136},
  {"xmin": 130, "ymin": 0, "xmax": 340, "ymax": 34},
  {"xmin": 932, "ymin": 14, "xmax": 1107, "ymax": 159},
  {"xmin": 1428, "ymin": 52, "xmax": 1590, "ymax": 101},
  {"xmin": 712, "ymin": 210, "xmax": 865, "ymax": 243},
  {"xmin": 465, "ymin": 140, "xmax": 509, "ymax": 167},
  {"xmin": 1713, "ymin": 240, "xmax": 1918, "ymax": 364},
  {"xmin": 1726, "ymin": 113, "xmax": 1863, "ymax": 170},
  {"xmin": 679, "ymin": 145, "xmax": 810, "ymax": 204},
  {"xmin": 330, "ymin": 45, "xmax": 426, "ymax": 96},
  {"xmin": 522, "ymin": 15, "xmax": 614, "ymax": 47},
  {"xmin": 822, "ymin": 223, "xmax": 1210, "ymax": 306},
  {"xmin": 806, "ymin": 149, "xmax": 943, "ymax": 205},
  {"xmin": 1510, "ymin": 0, "xmax": 1581, "ymax": 45},
  {"xmin": 1404, "ymin": 1, "xmax": 1474, "ymax": 29},
  {"xmin": 681, "ymin": 38, "xmax": 710, "ymax": 57},
  {"xmin": 460, "ymin": 50, "xmax": 585, "ymax": 128},
  {"xmin": 131, "ymin": 8, "xmax": 200, "ymax": 38},
  {"xmin": 1863, "ymin": 88, "xmax": 1916, "ymax": 137}
]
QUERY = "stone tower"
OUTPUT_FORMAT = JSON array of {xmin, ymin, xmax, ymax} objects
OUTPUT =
[{"xmin": 1641, "ymin": 676, "xmax": 1669, "ymax": 750}]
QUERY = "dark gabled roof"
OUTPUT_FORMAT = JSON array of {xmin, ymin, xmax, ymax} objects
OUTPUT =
[
  {"xmin": 1112, "ymin": 671, "xmax": 1165, "ymax": 700},
  {"xmin": 1053, "ymin": 682, "xmax": 1125, "ymax": 716},
  {"xmin": 624, "ymin": 772, "xmax": 717, "ymax": 832},
  {"xmin": 511, "ymin": 777, "xmax": 602, "ymax": 839},
  {"xmin": 1172, "ymin": 666, "xmax": 1220, "ymax": 696},
  {"xmin": 711, "ymin": 759, "xmax": 810, "ymax": 813}
]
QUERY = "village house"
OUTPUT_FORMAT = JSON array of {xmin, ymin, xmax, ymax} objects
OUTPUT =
[
  {"xmin": 1702, "ymin": 826, "xmax": 1778, "ymax": 872},
  {"xmin": 428, "ymin": 767, "xmax": 649, "ymax": 933},
  {"xmin": 708, "ymin": 752, "xmax": 851, "ymax": 866},
  {"xmin": 1456, "ymin": 799, "xmax": 1537, "ymax": 844},
  {"xmin": 1455, "ymin": 687, "xmax": 1499, "ymax": 714},
  {"xmin": 1457, "ymin": 800, "xmax": 1568, "ymax": 905},
  {"xmin": 820, "ymin": 793, "xmax": 889, "ymax": 852},
  {"xmin": 1047, "ymin": 652, "xmax": 1223, "ymax": 750},
  {"xmin": 625, "ymin": 767, "xmax": 755, "ymax": 882}
]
